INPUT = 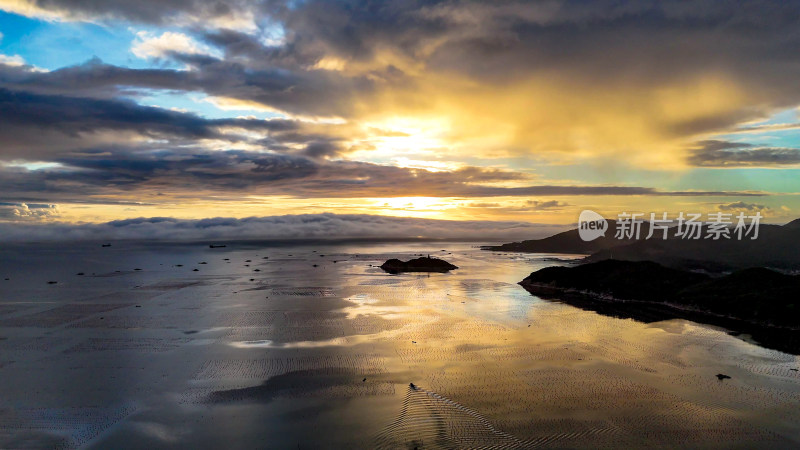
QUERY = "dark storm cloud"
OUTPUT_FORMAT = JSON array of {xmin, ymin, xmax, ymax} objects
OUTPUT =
[
  {"xmin": 452, "ymin": 186, "xmax": 764, "ymax": 198},
  {"xmin": 7, "ymin": 1, "xmax": 800, "ymax": 126},
  {"xmin": 0, "ymin": 55, "xmax": 370, "ymax": 117},
  {"xmin": 688, "ymin": 140, "xmax": 800, "ymax": 167},
  {"xmin": 271, "ymin": 0, "xmax": 800, "ymax": 95},
  {"xmin": 0, "ymin": 87, "xmax": 216, "ymax": 138},
  {"xmin": 1, "ymin": 0, "xmax": 797, "ymax": 210},
  {"xmin": 0, "ymin": 87, "xmax": 353, "ymax": 159},
  {"xmin": 301, "ymin": 141, "xmax": 340, "ymax": 158},
  {"xmin": 0, "ymin": 149, "xmax": 320, "ymax": 197},
  {"xmin": 0, "ymin": 147, "xmax": 764, "ymax": 203}
]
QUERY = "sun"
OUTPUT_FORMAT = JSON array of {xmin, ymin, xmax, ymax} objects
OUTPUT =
[{"xmin": 351, "ymin": 116, "xmax": 453, "ymax": 162}]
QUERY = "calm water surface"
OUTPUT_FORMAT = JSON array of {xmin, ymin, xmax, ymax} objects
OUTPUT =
[{"xmin": 1, "ymin": 242, "xmax": 799, "ymax": 448}]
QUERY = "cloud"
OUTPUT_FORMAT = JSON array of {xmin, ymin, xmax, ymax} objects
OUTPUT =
[
  {"xmin": 464, "ymin": 199, "xmax": 570, "ymax": 213},
  {"xmin": 0, "ymin": 53, "xmax": 26, "ymax": 67},
  {"xmin": 688, "ymin": 140, "xmax": 800, "ymax": 167},
  {"xmin": 0, "ymin": 0, "xmax": 798, "ymax": 225},
  {"xmin": 526, "ymin": 200, "xmax": 568, "ymax": 211},
  {"xmin": 251, "ymin": 0, "xmax": 800, "ymax": 164},
  {"xmin": 5, "ymin": 1, "xmax": 800, "ymax": 166},
  {"xmin": 0, "ymin": 201, "xmax": 59, "ymax": 220},
  {"xmin": 0, "ymin": 87, "xmax": 353, "ymax": 160},
  {"xmin": 0, "ymin": 0, "xmax": 259, "ymax": 29},
  {"xmin": 0, "ymin": 213, "xmax": 568, "ymax": 242},
  {"xmin": 0, "ymin": 87, "xmax": 219, "ymax": 139},
  {"xmin": 0, "ymin": 146, "xmax": 764, "ymax": 203},
  {"xmin": 131, "ymin": 31, "xmax": 221, "ymax": 60},
  {"xmin": 0, "ymin": 57, "xmax": 367, "ymax": 119},
  {"xmin": 718, "ymin": 201, "xmax": 769, "ymax": 212},
  {"xmin": 0, "ymin": 86, "xmax": 762, "ymax": 202}
]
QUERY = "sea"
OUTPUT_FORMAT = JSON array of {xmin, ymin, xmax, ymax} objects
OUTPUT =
[{"xmin": 0, "ymin": 241, "xmax": 798, "ymax": 448}]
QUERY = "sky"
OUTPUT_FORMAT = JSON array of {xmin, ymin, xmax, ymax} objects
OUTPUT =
[{"xmin": 1, "ymin": 0, "xmax": 800, "ymax": 238}]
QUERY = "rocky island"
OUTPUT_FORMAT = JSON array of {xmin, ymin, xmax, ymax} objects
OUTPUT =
[
  {"xmin": 520, "ymin": 259, "xmax": 800, "ymax": 353},
  {"xmin": 380, "ymin": 256, "xmax": 458, "ymax": 274}
]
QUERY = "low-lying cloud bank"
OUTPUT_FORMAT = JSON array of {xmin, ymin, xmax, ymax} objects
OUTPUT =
[{"xmin": 0, "ymin": 213, "xmax": 567, "ymax": 243}]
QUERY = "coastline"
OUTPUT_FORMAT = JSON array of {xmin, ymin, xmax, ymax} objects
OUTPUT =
[{"xmin": 519, "ymin": 281, "xmax": 800, "ymax": 355}]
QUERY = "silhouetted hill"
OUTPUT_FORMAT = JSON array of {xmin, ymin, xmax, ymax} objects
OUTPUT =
[
  {"xmin": 586, "ymin": 223, "xmax": 800, "ymax": 271},
  {"xmin": 784, "ymin": 218, "xmax": 800, "ymax": 230},
  {"xmin": 488, "ymin": 218, "xmax": 800, "ymax": 271},
  {"xmin": 520, "ymin": 260, "xmax": 800, "ymax": 353},
  {"xmin": 521, "ymin": 260, "xmax": 708, "ymax": 301},
  {"xmin": 483, "ymin": 220, "xmax": 635, "ymax": 254},
  {"xmin": 677, "ymin": 267, "xmax": 800, "ymax": 327}
]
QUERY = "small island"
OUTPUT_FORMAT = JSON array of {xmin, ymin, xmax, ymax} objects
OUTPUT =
[{"xmin": 380, "ymin": 256, "xmax": 458, "ymax": 274}]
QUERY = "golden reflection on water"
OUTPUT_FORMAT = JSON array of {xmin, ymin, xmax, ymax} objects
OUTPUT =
[{"xmin": 206, "ymin": 244, "xmax": 800, "ymax": 448}]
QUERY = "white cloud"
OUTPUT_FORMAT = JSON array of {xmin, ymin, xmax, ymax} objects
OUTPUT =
[
  {"xmin": 203, "ymin": 96, "xmax": 280, "ymax": 113},
  {"xmin": 0, "ymin": 1, "xmax": 68, "ymax": 21},
  {"xmin": 0, "ymin": 53, "xmax": 48, "ymax": 72},
  {"xmin": 131, "ymin": 31, "xmax": 220, "ymax": 60},
  {"xmin": 0, "ymin": 53, "xmax": 27, "ymax": 67}
]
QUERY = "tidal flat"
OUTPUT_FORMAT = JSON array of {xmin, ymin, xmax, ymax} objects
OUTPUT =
[{"xmin": 1, "ymin": 242, "xmax": 799, "ymax": 448}]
